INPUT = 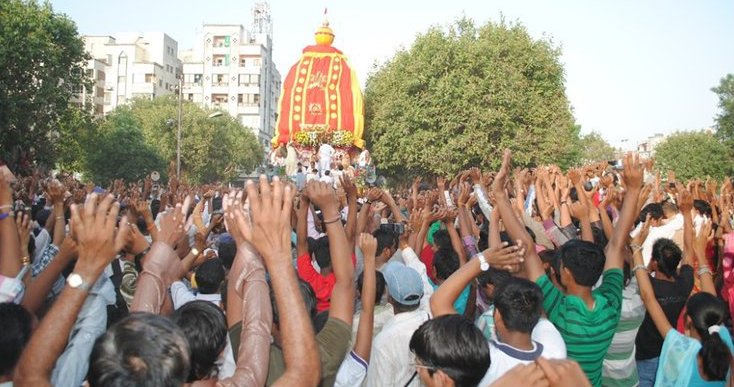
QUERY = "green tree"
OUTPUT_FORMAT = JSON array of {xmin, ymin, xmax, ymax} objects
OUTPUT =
[
  {"xmin": 578, "ymin": 131, "xmax": 617, "ymax": 165},
  {"xmin": 364, "ymin": 18, "xmax": 580, "ymax": 179},
  {"xmin": 712, "ymin": 74, "xmax": 734, "ymax": 151},
  {"xmin": 654, "ymin": 131, "xmax": 733, "ymax": 181},
  {"xmin": 0, "ymin": 0, "xmax": 90, "ymax": 170},
  {"xmin": 118, "ymin": 96, "xmax": 262, "ymax": 183},
  {"xmin": 85, "ymin": 111, "xmax": 166, "ymax": 185}
]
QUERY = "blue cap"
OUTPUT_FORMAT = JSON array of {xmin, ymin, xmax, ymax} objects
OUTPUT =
[{"xmin": 383, "ymin": 261, "xmax": 423, "ymax": 306}]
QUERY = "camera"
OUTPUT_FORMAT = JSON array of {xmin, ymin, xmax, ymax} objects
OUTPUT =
[{"xmin": 380, "ymin": 222, "xmax": 405, "ymax": 235}]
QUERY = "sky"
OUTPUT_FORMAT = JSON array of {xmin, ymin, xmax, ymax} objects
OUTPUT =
[{"xmin": 50, "ymin": 0, "xmax": 734, "ymax": 149}]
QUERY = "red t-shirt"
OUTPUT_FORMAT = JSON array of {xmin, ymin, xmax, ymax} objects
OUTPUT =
[
  {"xmin": 420, "ymin": 245, "xmax": 437, "ymax": 282},
  {"xmin": 296, "ymin": 252, "xmax": 356, "ymax": 312}
]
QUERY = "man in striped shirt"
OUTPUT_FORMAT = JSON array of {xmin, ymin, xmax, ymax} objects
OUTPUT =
[{"xmin": 490, "ymin": 150, "xmax": 643, "ymax": 387}]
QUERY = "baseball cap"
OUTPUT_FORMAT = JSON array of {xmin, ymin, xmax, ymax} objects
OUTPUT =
[{"xmin": 383, "ymin": 261, "xmax": 423, "ymax": 306}]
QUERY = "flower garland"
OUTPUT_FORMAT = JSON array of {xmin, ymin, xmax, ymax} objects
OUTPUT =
[{"xmin": 293, "ymin": 127, "xmax": 354, "ymax": 148}]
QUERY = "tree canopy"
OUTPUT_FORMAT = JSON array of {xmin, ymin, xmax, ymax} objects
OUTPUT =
[
  {"xmin": 122, "ymin": 96, "xmax": 263, "ymax": 183},
  {"xmin": 84, "ymin": 111, "xmax": 166, "ymax": 185},
  {"xmin": 712, "ymin": 73, "xmax": 734, "ymax": 152},
  {"xmin": 578, "ymin": 131, "xmax": 617, "ymax": 165},
  {"xmin": 654, "ymin": 131, "xmax": 733, "ymax": 181},
  {"xmin": 364, "ymin": 18, "xmax": 580, "ymax": 180},
  {"xmin": 0, "ymin": 0, "xmax": 90, "ymax": 170}
]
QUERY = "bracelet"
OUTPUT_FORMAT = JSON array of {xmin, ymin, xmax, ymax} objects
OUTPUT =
[
  {"xmin": 135, "ymin": 246, "xmax": 151, "ymax": 261},
  {"xmin": 629, "ymin": 244, "xmax": 643, "ymax": 253},
  {"xmin": 366, "ymin": 200, "xmax": 373, "ymax": 205},
  {"xmin": 632, "ymin": 264, "xmax": 647, "ymax": 273},
  {"xmin": 21, "ymin": 256, "xmax": 30, "ymax": 266},
  {"xmin": 697, "ymin": 266, "xmax": 713, "ymax": 276},
  {"xmin": 0, "ymin": 211, "xmax": 11, "ymax": 221},
  {"xmin": 323, "ymin": 215, "xmax": 342, "ymax": 225},
  {"xmin": 147, "ymin": 223, "xmax": 156, "ymax": 231},
  {"xmin": 0, "ymin": 204, "xmax": 12, "ymax": 211}
]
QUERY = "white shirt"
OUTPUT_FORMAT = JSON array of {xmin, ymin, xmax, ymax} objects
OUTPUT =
[
  {"xmin": 170, "ymin": 281, "xmax": 222, "ymax": 310},
  {"xmin": 365, "ymin": 247, "xmax": 433, "ymax": 387},
  {"xmin": 335, "ymin": 350, "xmax": 369, "ymax": 387},
  {"xmin": 479, "ymin": 339, "xmax": 549, "ymax": 386},
  {"xmin": 306, "ymin": 172, "xmax": 317, "ymax": 182},
  {"xmin": 630, "ymin": 213, "xmax": 684, "ymax": 265},
  {"xmin": 365, "ymin": 308, "xmax": 430, "ymax": 387},
  {"xmin": 320, "ymin": 174, "xmax": 335, "ymax": 186}
]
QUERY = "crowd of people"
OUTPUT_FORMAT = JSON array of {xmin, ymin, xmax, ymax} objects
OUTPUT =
[{"xmin": 1, "ymin": 150, "xmax": 733, "ymax": 387}]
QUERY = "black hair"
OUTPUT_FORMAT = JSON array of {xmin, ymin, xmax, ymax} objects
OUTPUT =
[
  {"xmin": 391, "ymin": 299, "xmax": 420, "ymax": 314},
  {"xmin": 538, "ymin": 249, "xmax": 562, "ymax": 285},
  {"xmin": 216, "ymin": 238, "xmax": 237, "ymax": 271},
  {"xmin": 136, "ymin": 216, "xmax": 148, "ymax": 235},
  {"xmin": 150, "ymin": 199, "xmax": 161, "ymax": 219},
  {"xmin": 638, "ymin": 203, "xmax": 664, "ymax": 224},
  {"xmin": 432, "ymin": 229, "xmax": 451, "ymax": 250},
  {"xmin": 477, "ymin": 267, "xmax": 512, "ymax": 289},
  {"xmin": 35, "ymin": 208, "xmax": 51, "ymax": 226},
  {"xmin": 493, "ymin": 277, "xmax": 543, "ymax": 333},
  {"xmin": 559, "ymin": 239, "xmax": 606, "ymax": 287},
  {"xmin": 686, "ymin": 292, "xmax": 732, "ymax": 381},
  {"xmin": 170, "ymin": 301, "xmax": 227, "ymax": 382},
  {"xmin": 357, "ymin": 270, "xmax": 386, "ymax": 304},
  {"xmin": 324, "ymin": 170, "xmax": 331, "ymax": 176},
  {"xmin": 693, "ymin": 199, "xmax": 712, "ymax": 217},
  {"xmin": 89, "ymin": 313, "xmax": 190, "ymax": 387},
  {"xmin": 372, "ymin": 228, "xmax": 397, "ymax": 256},
  {"xmin": 270, "ymin": 278, "xmax": 317, "ymax": 327},
  {"xmin": 477, "ymin": 230, "xmax": 489, "ymax": 252},
  {"xmin": 433, "ymin": 247, "xmax": 459, "ymax": 281},
  {"xmin": 0, "ymin": 303, "xmax": 33, "ymax": 376},
  {"xmin": 409, "ymin": 315, "xmax": 490, "ymax": 387},
  {"xmin": 194, "ymin": 259, "xmax": 225, "ymax": 295},
  {"xmin": 308, "ymin": 236, "xmax": 332, "ymax": 269},
  {"xmin": 314, "ymin": 310, "xmax": 330, "ymax": 333},
  {"xmin": 650, "ymin": 238, "xmax": 682, "ymax": 278}
]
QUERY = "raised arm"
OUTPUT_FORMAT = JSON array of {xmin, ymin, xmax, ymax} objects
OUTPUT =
[
  {"xmin": 306, "ymin": 180, "xmax": 355, "ymax": 325},
  {"xmin": 677, "ymin": 188, "xmax": 696, "ymax": 266},
  {"xmin": 605, "ymin": 153, "xmax": 643, "ymax": 271},
  {"xmin": 231, "ymin": 176, "xmax": 321, "ymax": 387},
  {"xmin": 341, "ymin": 175, "xmax": 359, "ymax": 247},
  {"xmin": 295, "ymin": 194, "xmax": 310, "ymax": 257},
  {"xmin": 352, "ymin": 233, "xmax": 377, "ymax": 360},
  {"xmin": 430, "ymin": 244, "xmax": 523, "ymax": 317},
  {"xmin": 218, "ymin": 192, "xmax": 273, "ymax": 387},
  {"xmin": 0, "ymin": 177, "xmax": 21, "ymax": 277},
  {"xmin": 493, "ymin": 150, "xmax": 545, "ymax": 281},
  {"xmin": 694, "ymin": 219, "xmax": 717, "ymax": 295},
  {"xmin": 15, "ymin": 194, "xmax": 129, "ymax": 385},
  {"xmin": 632, "ymin": 233, "xmax": 673, "ymax": 338}
]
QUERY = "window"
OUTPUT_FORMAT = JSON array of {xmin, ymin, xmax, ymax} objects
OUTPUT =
[
  {"xmin": 214, "ymin": 55, "xmax": 225, "ymax": 66},
  {"xmin": 239, "ymin": 93, "xmax": 259, "ymax": 106},
  {"xmin": 215, "ymin": 74, "xmax": 228, "ymax": 86},
  {"xmin": 238, "ymin": 74, "xmax": 260, "ymax": 86},
  {"xmin": 86, "ymin": 69, "xmax": 94, "ymax": 77},
  {"xmin": 96, "ymin": 87, "xmax": 104, "ymax": 97},
  {"xmin": 194, "ymin": 74, "xmax": 202, "ymax": 84},
  {"xmin": 212, "ymin": 94, "xmax": 227, "ymax": 104},
  {"xmin": 240, "ymin": 56, "xmax": 247, "ymax": 67},
  {"xmin": 97, "ymin": 70, "xmax": 105, "ymax": 81},
  {"xmin": 118, "ymin": 75, "xmax": 126, "ymax": 83},
  {"xmin": 188, "ymin": 93, "xmax": 194, "ymax": 101},
  {"xmin": 145, "ymin": 73, "xmax": 155, "ymax": 83},
  {"xmin": 159, "ymin": 80, "xmax": 163, "ymax": 87},
  {"xmin": 253, "ymin": 58, "xmax": 261, "ymax": 67},
  {"xmin": 165, "ymin": 83, "xmax": 170, "ymax": 91},
  {"xmin": 213, "ymin": 36, "xmax": 226, "ymax": 47},
  {"xmin": 104, "ymin": 93, "xmax": 111, "ymax": 104}
]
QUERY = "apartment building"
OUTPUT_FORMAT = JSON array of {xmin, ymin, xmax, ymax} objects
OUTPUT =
[
  {"xmin": 180, "ymin": 3, "xmax": 281, "ymax": 148},
  {"xmin": 83, "ymin": 32, "xmax": 182, "ymax": 115},
  {"xmin": 71, "ymin": 58, "xmax": 106, "ymax": 115}
]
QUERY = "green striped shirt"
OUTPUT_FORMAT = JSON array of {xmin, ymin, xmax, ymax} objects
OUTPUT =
[{"xmin": 537, "ymin": 269, "xmax": 624, "ymax": 387}]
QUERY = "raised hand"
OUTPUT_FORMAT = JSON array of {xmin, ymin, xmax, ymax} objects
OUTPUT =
[
  {"xmin": 358, "ymin": 233, "xmax": 377, "ymax": 262},
  {"xmin": 341, "ymin": 174, "xmax": 357, "ymax": 200},
  {"xmin": 621, "ymin": 153, "xmax": 644, "ymax": 191},
  {"xmin": 152, "ymin": 196, "xmax": 192, "ymax": 247},
  {"xmin": 481, "ymin": 241, "xmax": 525, "ymax": 272},
  {"xmin": 366, "ymin": 187, "xmax": 383, "ymax": 203},
  {"xmin": 46, "ymin": 180, "xmax": 66, "ymax": 205},
  {"xmin": 492, "ymin": 149, "xmax": 512, "ymax": 197},
  {"xmin": 69, "ymin": 193, "xmax": 130, "ymax": 275},
  {"xmin": 230, "ymin": 176, "xmax": 295, "ymax": 262},
  {"xmin": 677, "ymin": 188, "xmax": 694, "ymax": 213}
]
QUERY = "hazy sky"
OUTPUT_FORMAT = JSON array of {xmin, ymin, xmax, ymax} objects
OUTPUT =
[{"xmin": 50, "ymin": 0, "xmax": 734, "ymax": 148}]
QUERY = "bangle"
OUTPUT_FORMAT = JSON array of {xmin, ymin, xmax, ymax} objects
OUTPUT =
[
  {"xmin": 365, "ymin": 200, "xmax": 373, "ymax": 205},
  {"xmin": 147, "ymin": 223, "xmax": 156, "ymax": 231},
  {"xmin": 632, "ymin": 264, "xmax": 647, "ymax": 273},
  {"xmin": 630, "ymin": 244, "xmax": 643, "ymax": 253},
  {"xmin": 0, "ymin": 204, "xmax": 12, "ymax": 211},
  {"xmin": 697, "ymin": 266, "xmax": 713, "ymax": 276},
  {"xmin": 135, "ymin": 246, "xmax": 151, "ymax": 261},
  {"xmin": 21, "ymin": 256, "xmax": 30, "ymax": 266},
  {"xmin": 0, "ymin": 212, "xmax": 11, "ymax": 221},
  {"xmin": 323, "ymin": 215, "xmax": 342, "ymax": 225}
]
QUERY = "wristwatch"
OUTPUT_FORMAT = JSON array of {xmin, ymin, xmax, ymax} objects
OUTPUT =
[
  {"xmin": 67, "ymin": 273, "xmax": 91, "ymax": 291},
  {"xmin": 190, "ymin": 247, "xmax": 200, "ymax": 257},
  {"xmin": 476, "ymin": 252, "xmax": 490, "ymax": 271}
]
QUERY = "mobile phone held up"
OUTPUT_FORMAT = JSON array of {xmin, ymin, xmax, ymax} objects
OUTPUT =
[{"xmin": 380, "ymin": 223, "xmax": 405, "ymax": 235}]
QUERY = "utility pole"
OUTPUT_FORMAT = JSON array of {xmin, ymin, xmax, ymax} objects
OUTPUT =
[{"xmin": 176, "ymin": 74, "xmax": 183, "ymax": 177}]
